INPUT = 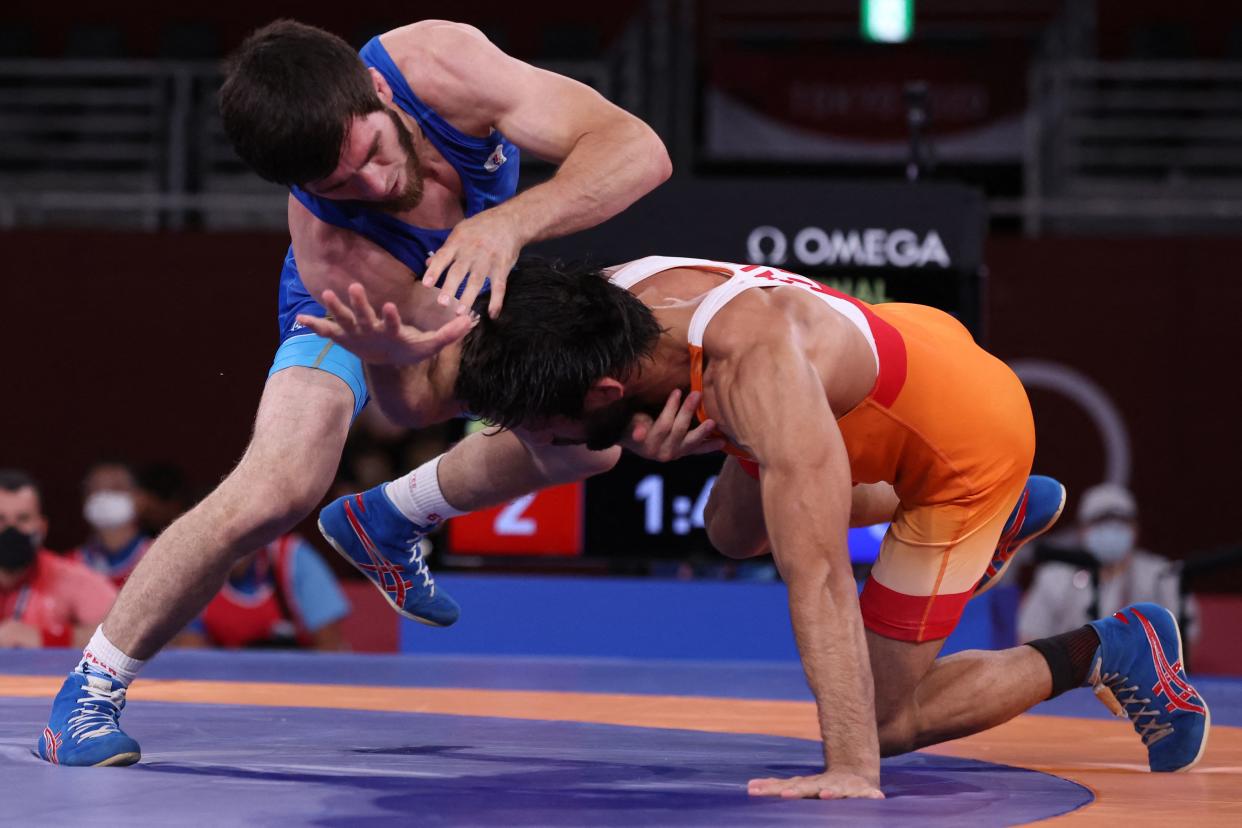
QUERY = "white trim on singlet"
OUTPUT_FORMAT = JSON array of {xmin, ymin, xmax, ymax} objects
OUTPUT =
[
  {"xmin": 605, "ymin": 255, "xmax": 731, "ymax": 291},
  {"xmin": 606, "ymin": 255, "xmax": 879, "ymax": 370}
]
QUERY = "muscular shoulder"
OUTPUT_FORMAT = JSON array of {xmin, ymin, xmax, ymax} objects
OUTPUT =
[
  {"xmin": 384, "ymin": 19, "xmax": 487, "ymax": 50},
  {"xmin": 379, "ymin": 21, "xmax": 521, "ymax": 132},
  {"xmin": 694, "ymin": 293, "xmax": 820, "ymax": 449},
  {"xmin": 704, "ymin": 292, "xmax": 778, "ymax": 354},
  {"xmin": 701, "ymin": 289, "xmax": 850, "ymax": 364}
]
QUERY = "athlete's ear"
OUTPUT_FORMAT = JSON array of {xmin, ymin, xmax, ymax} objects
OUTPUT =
[
  {"xmin": 585, "ymin": 378, "xmax": 625, "ymax": 409},
  {"xmin": 368, "ymin": 68, "xmax": 393, "ymax": 105}
]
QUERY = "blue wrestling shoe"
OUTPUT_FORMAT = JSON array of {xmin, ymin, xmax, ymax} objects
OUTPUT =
[
  {"xmin": 974, "ymin": 474, "xmax": 1067, "ymax": 595},
  {"xmin": 318, "ymin": 485, "xmax": 460, "ymax": 626},
  {"xmin": 37, "ymin": 669, "xmax": 140, "ymax": 767},
  {"xmin": 1088, "ymin": 603, "xmax": 1210, "ymax": 772}
]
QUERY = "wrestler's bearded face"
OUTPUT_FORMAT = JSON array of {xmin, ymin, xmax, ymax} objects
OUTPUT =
[
  {"xmin": 305, "ymin": 108, "xmax": 423, "ymax": 211},
  {"xmin": 580, "ymin": 396, "xmax": 646, "ymax": 451},
  {"xmin": 524, "ymin": 395, "xmax": 658, "ymax": 452},
  {"xmin": 377, "ymin": 107, "xmax": 424, "ymax": 212}
]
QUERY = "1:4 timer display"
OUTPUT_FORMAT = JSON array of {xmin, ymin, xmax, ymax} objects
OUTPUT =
[
  {"xmin": 583, "ymin": 453, "xmax": 725, "ymax": 559},
  {"xmin": 633, "ymin": 473, "xmax": 717, "ymax": 535}
]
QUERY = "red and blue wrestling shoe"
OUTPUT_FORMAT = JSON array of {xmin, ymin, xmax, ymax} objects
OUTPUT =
[
  {"xmin": 37, "ymin": 669, "xmax": 140, "ymax": 767},
  {"xmin": 974, "ymin": 474, "xmax": 1067, "ymax": 595},
  {"xmin": 1088, "ymin": 603, "xmax": 1210, "ymax": 772},
  {"xmin": 318, "ymin": 484, "xmax": 460, "ymax": 627}
]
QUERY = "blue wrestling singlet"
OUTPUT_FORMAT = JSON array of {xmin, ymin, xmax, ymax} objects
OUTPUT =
[{"xmin": 269, "ymin": 35, "xmax": 521, "ymax": 416}]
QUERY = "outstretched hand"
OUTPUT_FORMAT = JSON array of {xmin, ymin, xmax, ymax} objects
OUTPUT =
[
  {"xmin": 747, "ymin": 770, "xmax": 884, "ymax": 801},
  {"xmin": 621, "ymin": 389, "xmax": 725, "ymax": 462},
  {"xmin": 295, "ymin": 282, "xmax": 475, "ymax": 365}
]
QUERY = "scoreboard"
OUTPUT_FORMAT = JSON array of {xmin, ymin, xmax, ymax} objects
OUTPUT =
[
  {"xmin": 448, "ymin": 179, "xmax": 984, "ymax": 565},
  {"xmin": 450, "ymin": 452, "xmax": 889, "ymax": 565},
  {"xmin": 450, "ymin": 453, "xmax": 719, "ymax": 562}
]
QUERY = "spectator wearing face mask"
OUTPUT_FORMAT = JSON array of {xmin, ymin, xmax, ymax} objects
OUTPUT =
[
  {"xmin": 0, "ymin": 469, "xmax": 117, "ymax": 648},
  {"xmin": 74, "ymin": 462, "xmax": 152, "ymax": 587},
  {"xmin": 1018, "ymin": 483, "xmax": 1196, "ymax": 644}
]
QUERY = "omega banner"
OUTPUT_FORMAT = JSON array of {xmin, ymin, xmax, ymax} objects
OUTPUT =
[{"xmin": 534, "ymin": 178, "xmax": 986, "ymax": 337}]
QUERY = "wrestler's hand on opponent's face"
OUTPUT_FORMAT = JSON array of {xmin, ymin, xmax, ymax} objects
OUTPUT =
[
  {"xmin": 621, "ymin": 389, "xmax": 725, "ymax": 462},
  {"xmin": 421, "ymin": 208, "xmax": 523, "ymax": 320},
  {"xmin": 747, "ymin": 770, "xmax": 884, "ymax": 801},
  {"xmin": 296, "ymin": 282, "xmax": 476, "ymax": 365}
]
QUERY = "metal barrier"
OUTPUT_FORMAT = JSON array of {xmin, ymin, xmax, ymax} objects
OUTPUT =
[
  {"xmin": 0, "ymin": 55, "xmax": 626, "ymax": 230},
  {"xmin": 1021, "ymin": 60, "xmax": 1242, "ymax": 234},
  {"xmin": 4, "ymin": 50, "xmax": 1240, "ymax": 236}
]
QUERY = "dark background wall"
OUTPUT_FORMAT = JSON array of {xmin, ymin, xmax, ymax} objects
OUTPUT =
[
  {"xmin": 4, "ymin": 229, "xmax": 1239, "ymax": 559},
  {"xmin": 986, "ymin": 237, "xmax": 1242, "ymax": 560},
  {"xmin": 4, "ymin": 1, "xmax": 643, "ymax": 58},
  {"xmin": 2, "ymin": 230, "xmax": 283, "ymax": 546}
]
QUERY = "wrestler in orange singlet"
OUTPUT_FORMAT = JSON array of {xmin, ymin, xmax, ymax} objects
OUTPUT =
[{"xmin": 308, "ymin": 255, "xmax": 1206, "ymax": 798}]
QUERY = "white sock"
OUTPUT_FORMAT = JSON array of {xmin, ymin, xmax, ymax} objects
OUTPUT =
[
  {"xmin": 383, "ymin": 455, "xmax": 466, "ymax": 526},
  {"xmin": 78, "ymin": 626, "xmax": 145, "ymax": 687}
]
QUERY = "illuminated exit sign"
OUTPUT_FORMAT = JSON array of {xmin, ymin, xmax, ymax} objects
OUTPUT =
[{"xmin": 862, "ymin": 0, "xmax": 914, "ymax": 43}]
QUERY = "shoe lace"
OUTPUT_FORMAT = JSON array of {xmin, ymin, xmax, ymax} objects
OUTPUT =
[
  {"xmin": 406, "ymin": 536, "xmax": 435, "ymax": 594},
  {"xmin": 66, "ymin": 682, "xmax": 126, "ymax": 742},
  {"xmin": 1098, "ymin": 671, "xmax": 1173, "ymax": 746}
]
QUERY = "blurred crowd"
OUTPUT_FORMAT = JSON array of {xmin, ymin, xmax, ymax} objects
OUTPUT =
[
  {"xmin": 0, "ymin": 465, "xmax": 350, "ymax": 651},
  {"xmin": 1, "ymin": 408, "xmax": 456, "ymax": 653},
  {"xmin": 3, "ymin": 427, "xmax": 1197, "ymax": 656}
]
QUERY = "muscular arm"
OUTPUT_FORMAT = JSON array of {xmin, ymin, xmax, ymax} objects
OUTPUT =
[
  {"xmin": 412, "ymin": 21, "xmax": 670, "ymax": 242},
  {"xmin": 704, "ymin": 456, "xmax": 769, "ymax": 560},
  {"xmin": 393, "ymin": 22, "xmax": 670, "ymax": 311},
  {"xmin": 436, "ymin": 427, "xmax": 620, "ymax": 512},
  {"xmin": 361, "ymin": 354, "xmax": 462, "ymax": 428},
  {"xmin": 704, "ymin": 329, "xmax": 881, "ymax": 792}
]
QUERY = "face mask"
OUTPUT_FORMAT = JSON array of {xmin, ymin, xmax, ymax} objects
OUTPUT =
[
  {"xmin": 84, "ymin": 491, "xmax": 136, "ymax": 531},
  {"xmin": 1083, "ymin": 521, "xmax": 1136, "ymax": 564},
  {"xmin": 0, "ymin": 526, "xmax": 38, "ymax": 573}
]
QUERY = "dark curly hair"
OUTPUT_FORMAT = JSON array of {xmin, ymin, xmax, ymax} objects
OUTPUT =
[
  {"xmin": 219, "ymin": 19, "xmax": 384, "ymax": 185},
  {"xmin": 454, "ymin": 259, "xmax": 663, "ymax": 430}
]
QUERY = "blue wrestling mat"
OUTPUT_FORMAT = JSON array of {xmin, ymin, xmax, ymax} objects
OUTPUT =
[{"xmin": 0, "ymin": 650, "xmax": 1129, "ymax": 826}]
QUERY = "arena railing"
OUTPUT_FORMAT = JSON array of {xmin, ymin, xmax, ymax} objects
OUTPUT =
[
  {"xmin": 1014, "ymin": 59, "xmax": 1242, "ymax": 235},
  {"xmin": 5, "ymin": 53, "xmax": 1240, "ymax": 237},
  {"xmin": 0, "ymin": 55, "xmax": 625, "ymax": 230}
]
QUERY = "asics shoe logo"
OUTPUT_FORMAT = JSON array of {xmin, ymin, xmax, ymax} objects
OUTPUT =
[
  {"xmin": 43, "ymin": 728, "xmax": 62, "ymax": 764},
  {"xmin": 1132, "ymin": 608, "xmax": 1205, "ymax": 715},
  {"xmin": 344, "ymin": 499, "xmax": 413, "ymax": 607}
]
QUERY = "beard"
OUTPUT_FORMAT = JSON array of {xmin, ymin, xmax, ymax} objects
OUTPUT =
[
  {"xmin": 582, "ymin": 397, "xmax": 657, "ymax": 452},
  {"xmin": 374, "ymin": 107, "xmax": 425, "ymax": 212}
]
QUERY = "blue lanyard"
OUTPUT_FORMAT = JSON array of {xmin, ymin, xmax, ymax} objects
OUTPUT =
[{"xmin": 9, "ymin": 584, "xmax": 31, "ymax": 621}]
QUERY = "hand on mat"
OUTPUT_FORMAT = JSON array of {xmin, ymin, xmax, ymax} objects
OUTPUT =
[
  {"xmin": 747, "ymin": 770, "xmax": 884, "ymax": 801},
  {"xmin": 622, "ymin": 389, "xmax": 725, "ymax": 462},
  {"xmin": 297, "ymin": 282, "xmax": 475, "ymax": 365},
  {"xmin": 421, "ymin": 208, "xmax": 523, "ymax": 319}
]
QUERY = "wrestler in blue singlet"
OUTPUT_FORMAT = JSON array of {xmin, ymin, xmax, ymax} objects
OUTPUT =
[{"xmin": 269, "ymin": 36, "xmax": 520, "ymax": 417}]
